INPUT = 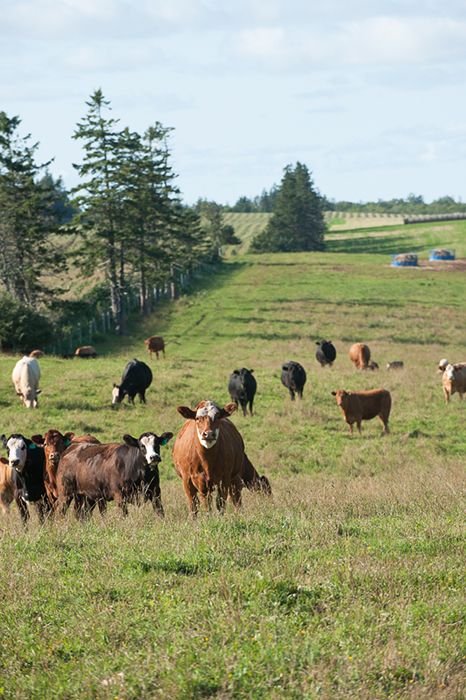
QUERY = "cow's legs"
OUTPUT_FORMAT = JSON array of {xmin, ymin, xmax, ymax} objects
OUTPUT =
[
  {"xmin": 379, "ymin": 415, "xmax": 390, "ymax": 434},
  {"xmin": 183, "ymin": 478, "xmax": 199, "ymax": 517},
  {"xmin": 139, "ymin": 390, "xmax": 147, "ymax": 404},
  {"xmin": 249, "ymin": 398, "xmax": 254, "ymax": 416},
  {"xmin": 356, "ymin": 421, "xmax": 362, "ymax": 434},
  {"xmin": 15, "ymin": 495, "xmax": 29, "ymax": 523},
  {"xmin": 241, "ymin": 401, "xmax": 247, "ymax": 417},
  {"xmin": 216, "ymin": 483, "xmax": 228, "ymax": 514},
  {"xmin": 289, "ymin": 387, "xmax": 295, "ymax": 401},
  {"xmin": 229, "ymin": 477, "xmax": 242, "ymax": 509},
  {"xmin": 443, "ymin": 387, "xmax": 450, "ymax": 404}
]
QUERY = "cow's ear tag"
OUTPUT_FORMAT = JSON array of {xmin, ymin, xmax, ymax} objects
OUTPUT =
[
  {"xmin": 64, "ymin": 440, "xmax": 71, "ymax": 446},
  {"xmin": 28, "ymin": 444, "xmax": 36, "ymax": 450},
  {"xmin": 160, "ymin": 437, "xmax": 169, "ymax": 446}
]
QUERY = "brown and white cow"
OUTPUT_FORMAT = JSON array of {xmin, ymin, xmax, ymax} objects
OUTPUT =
[
  {"xmin": 56, "ymin": 432, "xmax": 172, "ymax": 518},
  {"xmin": 0, "ymin": 457, "xmax": 16, "ymax": 516},
  {"xmin": 173, "ymin": 400, "xmax": 253, "ymax": 515},
  {"xmin": 31, "ymin": 430, "xmax": 100, "ymax": 503},
  {"xmin": 349, "ymin": 343, "xmax": 371, "ymax": 370},
  {"xmin": 144, "ymin": 336, "xmax": 165, "ymax": 360},
  {"xmin": 331, "ymin": 389, "xmax": 391, "ymax": 435},
  {"xmin": 442, "ymin": 363, "xmax": 466, "ymax": 404}
]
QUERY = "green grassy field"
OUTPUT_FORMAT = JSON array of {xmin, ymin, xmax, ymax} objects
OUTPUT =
[{"xmin": 0, "ymin": 220, "xmax": 465, "ymax": 698}]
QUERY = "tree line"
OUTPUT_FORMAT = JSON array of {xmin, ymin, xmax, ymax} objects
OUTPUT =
[{"xmin": 0, "ymin": 90, "xmax": 220, "ymax": 349}]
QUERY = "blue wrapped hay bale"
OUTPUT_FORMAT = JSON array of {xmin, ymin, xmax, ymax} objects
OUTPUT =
[
  {"xmin": 391, "ymin": 253, "xmax": 418, "ymax": 267},
  {"xmin": 429, "ymin": 248, "xmax": 455, "ymax": 261}
]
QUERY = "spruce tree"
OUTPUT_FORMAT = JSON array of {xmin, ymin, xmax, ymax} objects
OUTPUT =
[
  {"xmin": 251, "ymin": 162, "xmax": 326, "ymax": 252},
  {"xmin": 0, "ymin": 112, "xmax": 64, "ymax": 304}
]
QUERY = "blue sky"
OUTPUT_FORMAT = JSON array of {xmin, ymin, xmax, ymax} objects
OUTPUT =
[{"xmin": 2, "ymin": 0, "xmax": 466, "ymax": 205}]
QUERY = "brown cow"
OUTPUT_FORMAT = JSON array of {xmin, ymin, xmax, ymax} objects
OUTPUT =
[
  {"xmin": 144, "ymin": 336, "xmax": 165, "ymax": 360},
  {"xmin": 31, "ymin": 431, "xmax": 100, "ymax": 503},
  {"xmin": 442, "ymin": 363, "xmax": 466, "ymax": 404},
  {"xmin": 349, "ymin": 343, "xmax": 371, "ymax": 369},
  {"xmin": 56, "ymin": 432, "xmax": 172, "ymax": 518},
  {"xmin": 331, "ymin": 389, "xmax": 391, "ymax": 434},
  {"xmin": 0, "ymin": 457, "xmax": 16, "ymax": 516},
  {"xmin": 173, "ymin": 400, "xmax": 252, "ymax": 515},
  {"xmin": 75, "ymin": 345, "xmax": 97, "ymax": 359}
]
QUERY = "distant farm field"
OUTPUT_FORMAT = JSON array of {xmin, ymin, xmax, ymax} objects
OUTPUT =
[{"xmin": 0, "ymin": 221, "xmax": 465, "ymax": 698}]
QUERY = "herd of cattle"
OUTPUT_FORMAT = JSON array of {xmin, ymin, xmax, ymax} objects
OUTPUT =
[{"xmin": 1, "ymin": 336, "xmax": 465, "ymax": 523}]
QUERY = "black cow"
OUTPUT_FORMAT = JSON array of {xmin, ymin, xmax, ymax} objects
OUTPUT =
[
  {"xmin": 281, "ymin": 361, "xmax": 307, "ymax": 401},
  {"xmin": 0, "ymin": 433, "xmax": 50, "ymax": 522},
  {"xmin": 315, "ymin": 340, "xmax": 336, "ymax": 367},
  {"xmin": 228, "ymin": 368, "xmax": 257, "ymax": 416},
  {"xmin": 56, "ymin": 431, "xmax": 173, "ymax": 518},
  {"xmin": 112, "ymin": 359, "xmax": 153, "ymax": 405}
]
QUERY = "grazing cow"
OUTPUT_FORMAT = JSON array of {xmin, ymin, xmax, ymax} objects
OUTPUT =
[
  {"xmin": 281, "ymin": 361, "xmax": 307, "ymax": 401},
  {"xmin": 31, "ymin": 430, "xmax": 100, "ymax": 503},
  {"xmin": 75, "ymin": 345, "xmax": 97, "ymax": 359},
  {"xmin": 315, "ymin": 340, "xmax": 336, "ymax": 367},
  {"xmin": 56, "ymin": 431, "xmax": 173, "ymax": 518},
  {"xmin": 442, "ymin": 363, "xmax": 466, "ymax": 404},
  {"xmin": 112, "ymin": 359, "xmax": 153, "ymax": 405},
  {"xmin": 29, "ymin": 349, "xmax": 44, "ymax": 359},
  {"xmin": 144, "ymin": 336, "xmax": 165, "ymax": 360},
  {"xmin": 331, "ymin": 389, "xmax": 391, "ymax": 435},
  {"xmin": 386, "ymin": 361, "xmax": 404, "ymax": 370},
  {"xmin": 349, "ymin": 343, "xmax": 371, "ymax": 370},
  {"xmin": 228, "ymin": 368, "xmax": 257, "ymax": 416},
  {"xmin": 173, "ymin": 400, "xmax": 250, "ymax": 516},
  {"xmin": 12, "ymin": 356, "xmax": 41, "ymax": 408},
  {"xmin": 0, "ymin": 434, "xmax": 50, "ymax": 522}
]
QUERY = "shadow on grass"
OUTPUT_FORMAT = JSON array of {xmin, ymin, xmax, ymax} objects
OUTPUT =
[{"xmin": 325, "ymin": 233, "xmax": 429, "ymax": 255}]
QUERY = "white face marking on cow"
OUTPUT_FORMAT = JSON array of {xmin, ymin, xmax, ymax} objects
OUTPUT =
[
  {"xmin": 438, "ymin": 358, "xmax": 449, "ymax": 371},
  {"xmin": 195, "ymin": 401, "xmax": 221, "ymax": 448},
  {"xmin": 445, "ymin": 365, "xmax": 455, "ymax": 380},
  {"xmin": 6, "ymin": 437, "xmax": 28, "ymax": 470},
  {"xmin": 140, "ymin": 435, "xmax": 160, "ymax": 464},
  {"xmin": 197, "ymin": 428, "xmax": 219, "ymax": 449},
  {"xmin": 196, "ymin": 401, "xmax": 220, "ymax": 420},
  {"xmin": 112, "ymin": 386, "xmax": 120, "ymax": 405}
]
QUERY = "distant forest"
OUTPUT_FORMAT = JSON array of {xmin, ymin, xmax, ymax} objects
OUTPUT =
[{"xmin": 226, "ymin": 190, "xmax": 466, "ymax": 215}]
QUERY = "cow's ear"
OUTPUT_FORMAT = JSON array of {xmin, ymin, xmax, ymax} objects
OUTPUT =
[
  {"xmin": 0, "ymin": 456, "xmax": 8, "ymax": 465},
  {"xmin": 177, "ymin": 406, "xmax": 196, "ymax": 419},
  {"xmin": 331, "ymin": 391, "xmax": 337, "ymax": 396},
  {"xmin": 315, "ymin": 341, "xmax": 320, "ymax": 345},
  {"xmin": 249, "ymin": 369, "xmax": 254, "ymax": 374},
  {"xmin": 232, "ymin": 369, "xmax": 240, "ymax": 375},
  {"xmin": 282, "ymin": 364, "xmax": 289, "ymax": 371},
  {"xmin": 64, "ymin": 432, "xmax": 75, "ymax": 444},
  {"xmin": 160, "ymin": 432, "xmax": 174, "ymax": 446},
  {"xmin": 1, "ymin": 434, "xmax": 7, "ymax": 448},
  {"xmin": 31, "ymin": 434, "xmax": 44, "ymax": 445},
  {"xmin": 113, "ymin": 383, "xmax": 118, "ymax": 388},
  {"xmin": 123, "ymin": 434, "xmax": 139, "ymax": 447},
  {"xmin": 219, "ymin": 402, "xmax": 237, "ymax": 419}
]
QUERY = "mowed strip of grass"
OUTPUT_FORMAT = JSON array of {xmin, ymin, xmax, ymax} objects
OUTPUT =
[{"xmin": 0, "ymin": 237, "xmax": 465, "ymax": 698}]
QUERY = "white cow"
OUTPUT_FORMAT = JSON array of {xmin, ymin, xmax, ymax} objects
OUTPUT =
[{"xmin": 12, "ymin": 356, "xmax": 41, "ymax": 408}]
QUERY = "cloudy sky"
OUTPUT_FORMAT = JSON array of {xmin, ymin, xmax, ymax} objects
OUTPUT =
[{"xmin": 2, "ymin": 0, "xmax": 466, "ymax": 204}]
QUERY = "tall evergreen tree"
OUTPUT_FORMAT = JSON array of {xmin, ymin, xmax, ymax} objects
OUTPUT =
[
  {"xmin": 0, "ymin": 112, "xmax": 64, "ymax": 304},
  {"xmin": 251, "ymin": 163, "xmax": 325, "ymax": 252},
  {"xmin": 72, "ymin": 89, "xmax": 127, "ymax": 333}
]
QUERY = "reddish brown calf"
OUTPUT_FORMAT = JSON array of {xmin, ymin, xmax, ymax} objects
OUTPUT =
[
  {"xmin": 332, "ymin": 388, "xmax": 391, "ymax": 435},
  {"xmin": 144, "ymin": 336, "xmax": 165, "ymax": 360}
]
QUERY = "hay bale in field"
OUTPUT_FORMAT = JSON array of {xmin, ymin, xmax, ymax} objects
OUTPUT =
[
  {"xmin": 391, "ymin": 253, "xmax": 418, "ymax": 267},
  {"xmin": 429, "ymin": 248, "xmax": 455, "ymax": 261}
]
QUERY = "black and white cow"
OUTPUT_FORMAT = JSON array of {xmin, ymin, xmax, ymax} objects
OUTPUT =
[
  {"xmin": 228, "ymin": 368, "xmax": 257, "ymax": 416},
  {"xmin": 315, "ymin": 340, "xmax": 336, "ymax": 367},
  {"xmin": 56, "ymin": 431, "xmax": 173, "ymax": 517},
  {"xmin": 0, "ymin": 433, "xmax": 50, "ymax": 522},
  {"xmin": 112, "ymin": 359, "xmax": 153, "ymax": 406},
  {"xmin": 281, "ymin": 361, "xmax": 307, "ymax": 401}
]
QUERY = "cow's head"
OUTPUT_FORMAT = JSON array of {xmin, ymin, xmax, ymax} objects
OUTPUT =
[
  {"xmin": 123, "ymin": 431, "xmax": 173, "ymax": 465},
  {"xmin": 1, "ymin": 433, "xmax": 35, "ymax": 472},
  {"xmin": 22, "ymin": 388, "xmax": 40, "ymax": 409},
  {"xmin": 112, "ymin": 384, "xmax": 124, "ymax": 405},
  {"xmin": 368, "ymin": 361, "xmax": 379, "ymax": 370},
  {"xmin": 444, "ymin": 364, "xmax": 456, "ymax": 382},
  {"xmin": 438, "ymin": 358, "xmax": 449, "ymax": 373},
  {"xmin": 331, "ymin": 390, "xmax": 350, "ymax": 409},
  {"xmin": 177, "ymin": 400, "xmax": 237, "ymax": 449},
  {"xmin": 31, "ymin": 430, "xmax": 74, "ymax": 469}
]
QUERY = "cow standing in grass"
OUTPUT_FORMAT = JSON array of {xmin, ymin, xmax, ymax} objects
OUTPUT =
[
  {"xmin": 228, "ymin": 368, "xmax": 257, "ymax": 416},
  {"xmin": 281, "ymin": 361, "xmax": 306, "ymax": 401},
  {"xmin": 442, "ymin": 364, "xmax": 466, "ymax": 404},
  {"xmin": 112, "ymin": 359, "xmax": 153, "ymax": 405},
  {"xmin": 331, "ymin": 389, "xmax": 391, "ymax": 435},
  {"xmin": 173, "ymin": 400, "xmax": 249, "ymax": 516},
  {"xmin": 0, "ymin": 434, "xmax": 50, "ymax": 522},
  {"xmin": 349, "ymin": 343, "xmax": 371, "ymax": 370},
  {"xmin": 12, "ymin": 356, "xmax": 41, "ymax": 408},
  {"xmin": 315, "ymin": 340, "xmax": 336, "ymax": 367},
  {"xmin": 144, "ymin": 336, "xmax": 165, "ymax": 360}
]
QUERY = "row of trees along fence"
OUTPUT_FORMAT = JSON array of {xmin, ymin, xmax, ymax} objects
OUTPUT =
[
  {"xmin": 43, "ymin": 263, "xmax": 208, "ymax": 356},
  {"xmin": 1, "ymin": 92, "xmax": 220, "ymax": 353}
]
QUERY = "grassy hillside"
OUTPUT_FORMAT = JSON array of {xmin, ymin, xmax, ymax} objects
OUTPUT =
[{"xmin": 0, "ymin": 224, "xmax": 465, "ymax": 698}]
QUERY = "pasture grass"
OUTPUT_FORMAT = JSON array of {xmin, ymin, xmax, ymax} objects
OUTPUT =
[{"xmin": 0, "ymin": 221, "xmax": 465, "ymax": 698}]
